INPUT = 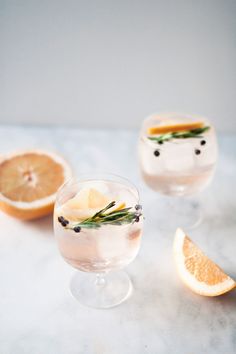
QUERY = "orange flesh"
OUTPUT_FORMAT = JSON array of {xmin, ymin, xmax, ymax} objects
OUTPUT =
[
  {"xmin": 183, "ymin": 236, "xmax": 228, "ymax": 286},
  {"xmin": 0, "ymin": 153, "xmax": 65, "ymax": 202},
  {"xmin": 147, "ymin": 121, "xmax": 204, "ymax": 135}
]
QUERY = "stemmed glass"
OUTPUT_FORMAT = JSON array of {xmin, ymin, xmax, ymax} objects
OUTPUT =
[
  {"xmin": 54, "ymin": 173, "xmax": 143, "ymax": 308},
  {"xmin": 138, "ymin": 112, "xmax": 218, "ymax": 229}
]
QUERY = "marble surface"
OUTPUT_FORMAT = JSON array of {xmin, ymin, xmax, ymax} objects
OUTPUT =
[{"xmin": 0, "ymin": 125, "xmax": 236, "ymax": 354}]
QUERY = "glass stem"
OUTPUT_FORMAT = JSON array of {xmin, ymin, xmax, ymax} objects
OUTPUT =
[{"xmin": 95, "ymin": 273, "xmax": 106, "ymax": 287}]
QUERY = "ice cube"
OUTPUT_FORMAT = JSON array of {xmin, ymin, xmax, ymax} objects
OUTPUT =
[
  {"xmin": 164, "ymin": 142, "xmax": 194, "ymax": 172},
  {"xmin": 96, "ymin": 226, "xmax": 128, "ymax": 260},
  {"xmin": 81, "ymin": 181, "xmax": 109, "ymax": 195}
]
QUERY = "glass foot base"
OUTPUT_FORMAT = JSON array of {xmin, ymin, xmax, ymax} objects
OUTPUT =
[{"xmin": 70, "ymin": 270, "xmax": 133, "ymax": 309}]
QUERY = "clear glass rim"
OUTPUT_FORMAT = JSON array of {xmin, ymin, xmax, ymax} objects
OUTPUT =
[
  {"xmin": 142, "ymin": 111, "xmax": 211, "ymax": 123},
  {"xmin": 56, "ymin": 172, "xmax": 140, "ymax": 206}
]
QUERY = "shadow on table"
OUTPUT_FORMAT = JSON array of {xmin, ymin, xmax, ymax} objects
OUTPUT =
[{"xmin": 211, "ymin": 289, "xmax": 236, "ymax": 307}]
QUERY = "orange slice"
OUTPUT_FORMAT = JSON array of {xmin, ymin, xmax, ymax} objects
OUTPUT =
[
  {"xmin": 0, "ymin": 150, "xmax": 72, "ymax": 220},
  {"xmin": 173, "ymin": 228, "xmax": 236, "ymax": 296},
  {"xmin": 147, "ymin": 121, "xmax": 204, "ymax": 135}
]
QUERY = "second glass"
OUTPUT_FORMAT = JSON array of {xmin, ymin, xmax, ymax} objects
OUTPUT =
[{"xmin": 138, "ymin": 112, "xmax": 218, "ymax": 229}]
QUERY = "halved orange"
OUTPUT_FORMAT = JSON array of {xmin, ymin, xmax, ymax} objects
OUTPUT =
[
  {"xmin": 0, "ymin": 150, "xmax": 72, "ymax": 220},
  {"xmin": 147, "ymin": 121, "xmax": 204, "ymax": 135},
  {"xmin": 173, "ymin": 228, "xmax": 236, "ymax": 296}
]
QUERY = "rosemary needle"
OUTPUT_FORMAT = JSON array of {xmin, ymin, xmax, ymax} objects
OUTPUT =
[{"xmin": 58, "ymin": 201, "xmax": 142, "ymax": 232}]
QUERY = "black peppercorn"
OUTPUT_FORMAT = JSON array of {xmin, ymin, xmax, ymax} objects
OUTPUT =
[
  {"xmin": 58, "ymin": 216, "xmax": 64, "ymax": 224},
  {"xmin": 58, "ymin": 216, "xmax": 69, "ymax": 226},
  {"xmin": 154, "ymin": 150, "xmax": 160, "ymax": 157},
  {"xmin": 135, "ymin": 216, "xmax": 140, "ymax": 223},
  {"xmin": 195, "ymin": 149, "xmax": 201, "ymax": 155},
  {"xmin": 73, "ymin": 226, "xmax": 81, "ymax": 233},
  {"xmin": 200, "ymin": 140, "xmax": 206, "ymax": 146},
  {"xmin": 158, "ymin": 141, "xmax": 164, "ymax": 145}
]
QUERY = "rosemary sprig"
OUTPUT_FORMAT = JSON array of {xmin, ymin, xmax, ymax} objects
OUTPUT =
[
  {"xmin": 58, "ymin": 202, "xmax": 142, "ymax": 232},
  {"xmin": 148, "ymin": 126, "xmax": 210, "ymax": 144}
]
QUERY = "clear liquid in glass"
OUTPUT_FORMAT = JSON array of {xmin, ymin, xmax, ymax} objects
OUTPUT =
[{"xmin": 54, "ymin": 180, "xmax": 142, "ymax": 273}]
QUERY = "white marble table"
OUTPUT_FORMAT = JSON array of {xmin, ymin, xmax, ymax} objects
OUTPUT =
[{"xmin": 0, "ymin": 125, "xmax": 235, "ymax": 354}]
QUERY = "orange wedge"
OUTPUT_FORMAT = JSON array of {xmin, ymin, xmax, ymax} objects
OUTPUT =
[
  {"xmin": 0, "ymin": 150, "xmax": 72, "ymax": 220},
  {"xmin": 173, "ymin": 228, "xmax": 236, "ymax": 296},
  {"xmin": 147, "ymin": 121, "xmax": 204, "ymax": 135}
]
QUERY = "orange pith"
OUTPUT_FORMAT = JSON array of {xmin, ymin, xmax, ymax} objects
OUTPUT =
[
  {"xmin": 147, "ymin": 121, "xmax": 204, "ymax": 135},
  {"xmin": 0, "ymin": 201, "xmax": 54, "ymax": 220}
]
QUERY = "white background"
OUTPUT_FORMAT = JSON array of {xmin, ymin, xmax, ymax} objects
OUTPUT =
[{"xmin": 0, "ymin": 0, "xmax": 235, "ymax": 131}]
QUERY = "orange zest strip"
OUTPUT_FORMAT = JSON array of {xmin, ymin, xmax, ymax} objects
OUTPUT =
[
  {"xmin": 147, "ymin": 121, "xmax": 204, "ymax": 135},
  {"xmin": 113, "ymin": 202, "xmax": 126, "ymax": 212}
]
